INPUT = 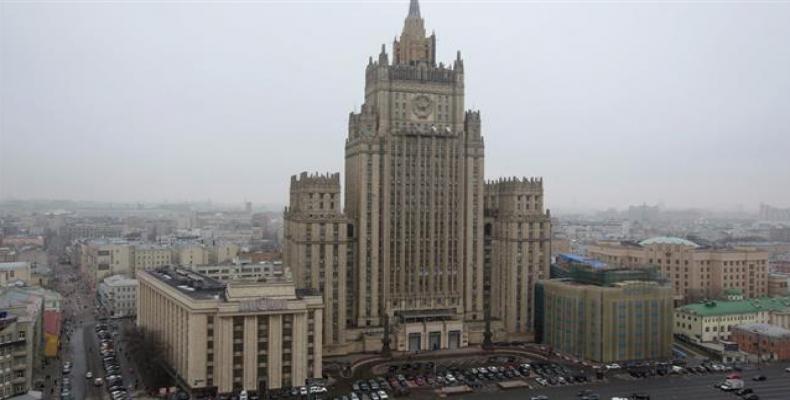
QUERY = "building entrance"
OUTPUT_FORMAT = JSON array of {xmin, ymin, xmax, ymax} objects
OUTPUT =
[
  {"xmin": 429, "ymin": 331, "xmax": 441, "ymax": 350},
  {"xmin": 448, "ymin": 330, "xmax": 461, "ymax": 349},
  {"xmin": 408, "ymin": 333, "xmax": 421, "ymax": 351}
]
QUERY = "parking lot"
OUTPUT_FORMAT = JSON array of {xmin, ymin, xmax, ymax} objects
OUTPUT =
[{"xmin": 309, "ymin": 354, "xmax": 599, "ymax": 400}]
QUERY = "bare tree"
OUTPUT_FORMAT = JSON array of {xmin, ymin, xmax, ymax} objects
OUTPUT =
[{"xmin": 123, "ymin": 325, "xmax": 173, "ymax": 390}]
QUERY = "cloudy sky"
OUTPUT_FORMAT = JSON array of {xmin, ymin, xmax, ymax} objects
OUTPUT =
[{"xmin": 2, "ymin": 0, "xmax": 789, "ymax": 211}]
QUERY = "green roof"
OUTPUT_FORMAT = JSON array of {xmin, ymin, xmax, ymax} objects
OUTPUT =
[{"xmin": 678, "ymin": 296, "xmax": 790, "ymax": 317}]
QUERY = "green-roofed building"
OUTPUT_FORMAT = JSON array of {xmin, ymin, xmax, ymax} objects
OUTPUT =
[{"xmin": 674, "ymin": 296, "xmax": 790, "ymax": 342}]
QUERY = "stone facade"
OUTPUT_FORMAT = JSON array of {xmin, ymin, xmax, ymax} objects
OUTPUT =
[
  {"xmin": 587, "ymin": 238, "xmax": 769, "ymax": 303},
  {"xmin": 283, "ymin": 172, "xmax": 351, "ymax": 355},
  {"xmin": 136, "ymin": 268, "xmax": 323, "ymax": 396},
  {"xmin": 484, "ymin": 178, "xmax": 551, "ymax": 339},
  {"xmin": 283, "ymin": 0, "xmax": 550, "ymax": 355},
  {"xmin": 98, "ymin": 274, "xmax": 138, "ymax": 318}
]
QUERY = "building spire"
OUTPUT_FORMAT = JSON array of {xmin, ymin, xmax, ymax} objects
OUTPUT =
[{"xmin": 408, "ymin": 0, "xmax": 421, "ymax": 18}]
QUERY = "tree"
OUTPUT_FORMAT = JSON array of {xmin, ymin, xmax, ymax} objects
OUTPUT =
[{"xmin": 123, "ymin": 325, "xmax": 173, "ymax": 390}]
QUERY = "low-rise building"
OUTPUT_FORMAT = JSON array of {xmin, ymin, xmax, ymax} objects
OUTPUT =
[
  {"xmin": 674, "ymin": 296, "xmax": 790, "ymax": 342},
  {"xmin": 190, "ymin": 261, "xmax": 289, "ymax": 283},
  {"xmin": 76, "ymin": 239, "xmax": 134, "ymax": 286},
  {"xmin": 0, "ymin": 289, "xmax": 45, "ymax": 397},
  {"xmin": 587, "ymin": 237, "xmax": 769, "ymax": 303},
  {"xmin": 132, "ymin": 244, "xmax": 172, "ymax": 271},
  {"xmin": 137, "ymin": 267, "xmax": 323, "ymax": 397},
  {"xmin": 768, "ymin": 273, "xmax": 790, "ymax": 297},
  {"xmin": 536, "ymin": 255, "xmax": 674, "ymax": 362},
  {"xmin": 98, "ymin": 275, "xmax": 138, "ymax": 318},
  {"xmin": 731, "ymin": 323, "xmax": 790, "ymax": 361},
  {"xmin": 6, "ymin": 286, "xmax": 62, "ymax": 358},
  {"xmin": 0, "ymin": 262, "xmax": 32, "ymax": 286},
  {"xmin": 0, "ymin": 312, "xmax": 34, "ymax": 398}
]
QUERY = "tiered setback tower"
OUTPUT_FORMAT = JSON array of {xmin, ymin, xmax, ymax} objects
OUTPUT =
[
  {"xmin": 283, "ymin": 172, "xmax": 352, "ymax": 355},
  {"xmin": 285, "ymin": 0, "xmax": 549, "ymax": 354},
  {"xmin": 484, "ymin": 178, "xmax": 552, "ymax": 338},
  {"xmin": 345, "ymin": 0, "xmax": 486, "ymax": 352}
]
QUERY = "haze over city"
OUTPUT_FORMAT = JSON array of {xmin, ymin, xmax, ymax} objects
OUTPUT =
[{"xmin": 2, "ymin": 1, "xmax": 789, "ymax": 211}]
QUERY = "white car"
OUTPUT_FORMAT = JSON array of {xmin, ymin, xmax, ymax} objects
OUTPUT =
[
  {"xmin": 785, "ymin": 367, "xmax": 790, "ymax": 373},
  {"xmin": 85, "ymin": 371, "xmax": 93, "ymax": 379},
  {"xmin": 378, "ymin": 390, "xmax": 389, "ymax": 399},
  {"xmin": 606, "ymin": 363, "xmax": 622, "ymax": 370}
]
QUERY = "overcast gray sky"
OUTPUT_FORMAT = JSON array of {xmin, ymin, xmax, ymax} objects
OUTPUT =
[{"xmin": 2, "ymin": 0, "xmax": 789, "ymax": 211}]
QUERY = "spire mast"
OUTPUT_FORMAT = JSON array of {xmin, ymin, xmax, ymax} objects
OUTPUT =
[{"xmin": 408, "ymin": 0, "xmax": 421, "ymax": 18}]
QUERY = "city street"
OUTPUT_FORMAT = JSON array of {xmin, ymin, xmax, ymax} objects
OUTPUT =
[
  {"xmin": 50, "ymin": 262, "xmax": 107, "ymax": 400},
  {"xmin": 461, "ymin": 363, "xmax": 790, "ymax": 400}
]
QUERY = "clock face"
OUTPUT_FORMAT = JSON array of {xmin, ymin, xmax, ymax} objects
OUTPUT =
[{"xmin": 411, "ymin": 95, "xmax": 433, "ymax": 119}]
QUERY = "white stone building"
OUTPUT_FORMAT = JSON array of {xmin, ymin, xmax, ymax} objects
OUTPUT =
[{"xmin": 98, "ymin": 275, "xmax": 138, "ymax": 318}]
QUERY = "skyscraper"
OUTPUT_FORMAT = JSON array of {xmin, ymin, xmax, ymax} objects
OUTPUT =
[{"xmin": 284, "ymin": 0, "xmax": 551, "ymax": 355}]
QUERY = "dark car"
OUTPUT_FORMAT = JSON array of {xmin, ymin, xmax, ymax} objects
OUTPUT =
[
  {"xmin": 752, "ymin": 375, "xmax": 767, "ymax": 381},
  {"xmin": 736, "ymin": 388, "xmax": 754, "ymax": 396}
]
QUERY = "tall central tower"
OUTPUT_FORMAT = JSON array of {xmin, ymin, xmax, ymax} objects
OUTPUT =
[
  {"xmin": 286, "ymin": 0, "xmax": 550, "ymax": 355},
  {"xmin": 345, "ymin": 0, "xmax": 486, "ymax": 350}
]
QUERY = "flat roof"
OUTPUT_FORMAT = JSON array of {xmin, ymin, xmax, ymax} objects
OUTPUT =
[
  {"xmin": 557, "ymin": 253, "xmax": 607, "ymax": 269},
  {"xmin": 678, "ymin": 296, "xmax": 790, "ymax": 317},
  {"xmin": 145, "ymin": 267, "xmax": 226, "ymax": 300},
  {"xmin": 0, "ymin": 262, "xmax": 29, "ymax": 270},
  {"xmin": 733, "ymin": 323, "xmax": 790, "ymax": 338}
]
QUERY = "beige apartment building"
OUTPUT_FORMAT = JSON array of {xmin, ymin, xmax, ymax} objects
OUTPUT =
[
  {"xmin": 587, "ymin": 237, "xmax": 769, "ymax": 303},
  {"xmin": 0, "ymin": 313, "xmax": 36, "ymax": 399},
  {"xmin": 0, "ymin": 262, "xmax": 32, "ymax": 286},
  {"xmin": 536, "ymin": 266, "xmax": 674, "ymax": 363},
  {"xmin": 174, "ymin": 242, "xmax": 240, "ymax": 267},
  {"xmin": 77, "ymin": 240, "xmax": 241, "ymax": 286},
  {"xmin": 137, "ymin": 268, "xmax": 323, "ymax": 396},
  {"xmin": 282, "ymin": 0, "xmax": 550, "ymax": 355},
  {"xmin": 133, "ymin": 244, "xmax": 172, "ymax": 271},
  {"xmin": 768, "ymin": 273, "xmax": 790, "ymax": 297},
  {"xmin": 77, "ymin": 239, "xmax": 134, "ymax": 286}
]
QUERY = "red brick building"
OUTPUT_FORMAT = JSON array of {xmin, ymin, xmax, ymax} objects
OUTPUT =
[{"xmin": 731, "ymin": 323, "xmax": 790, "ymax": 361}]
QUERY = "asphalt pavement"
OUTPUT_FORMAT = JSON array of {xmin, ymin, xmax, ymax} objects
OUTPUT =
[{"xmin": 460, "ymin": 363, "xmax": 790, "ymax": 400}]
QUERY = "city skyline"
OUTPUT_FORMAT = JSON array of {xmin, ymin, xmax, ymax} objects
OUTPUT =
[{"xmin": 3, "ymin": 1, "xmax": 790, "ymax": 210}]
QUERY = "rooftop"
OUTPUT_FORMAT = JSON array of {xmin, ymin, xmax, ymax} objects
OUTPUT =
[
  {"xmin": 678, "ymin": 296, "xmax": 790, "ymax": 317},
  {"xmin": 0, "ymin": 262, "xmax": 30, "ymax": 271},
  {"xmin": 733, "ymin": 323, "xmax": 790, "ymax": 338},
  {"xmin": 639, "ymin": 236, "xmax": 699, "ymax": 248},
  {"xmin": 557, "ymin": 253, "xmax": 608, "ymax": 270},
  {"xmin": 146, "ymin": 267, "xmax": 225, "ymax": 300},
  {"xmin": 101, "ymin": 274, "xmax": 138, "ymax": 287}
]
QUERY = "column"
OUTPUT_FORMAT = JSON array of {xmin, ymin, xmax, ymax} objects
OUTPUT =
[
  {"xmin": 291, "ymin": 312, "xmax": 307, "ymax": 386},
  {"xmin": 216, "ymin": 317, "xmax": 233, "ymax": 394},
  {"xmin": 243, "ymin": 316, "xmax": 258, "ymax": 391},
  {"xmin": 312, "ymin": 309, "xmax": 323, "ymax": 378},
  {"xmin": 267, "ymin": 315, "xmax": 282, "ymax": 389}
]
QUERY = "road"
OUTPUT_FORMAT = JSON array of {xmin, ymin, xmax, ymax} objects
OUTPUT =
[
  {"xmin": 52, "ymin": 262, "xmax": 107, "ymax": 400},
  {"xmin": 460, "ymin": 363, "xmax": 790, "ymax": 400}
]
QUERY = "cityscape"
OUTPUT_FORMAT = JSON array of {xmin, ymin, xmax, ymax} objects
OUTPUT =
[{"xmin": 2, "ymin": 1, "xmax": 790, "ymax": 400}]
